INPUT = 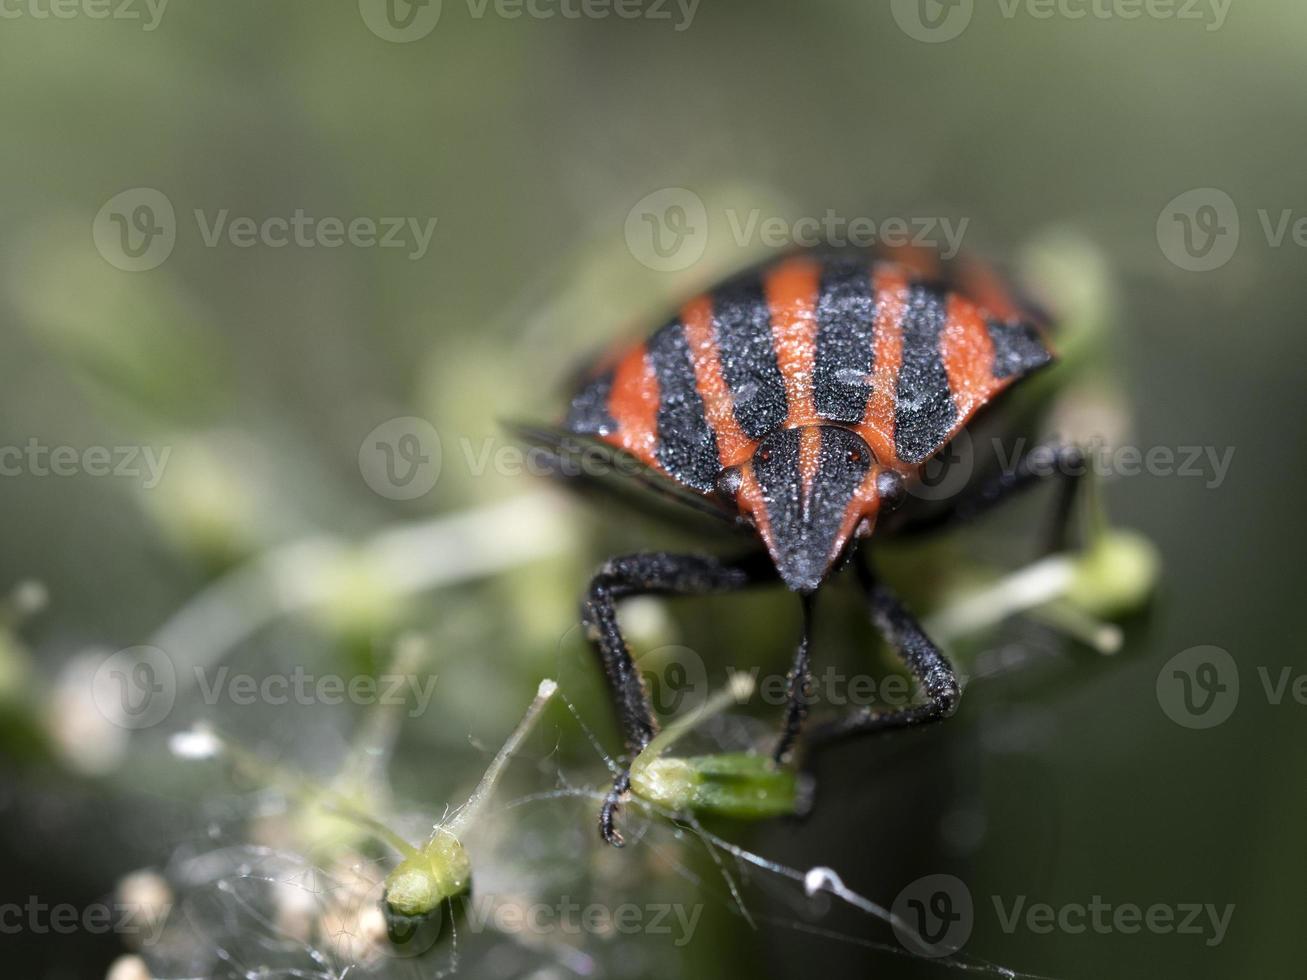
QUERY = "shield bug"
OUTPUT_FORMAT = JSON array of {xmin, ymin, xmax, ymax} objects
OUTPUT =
[{"xmin": 518, "ymin": 246, "xmax": 1084, "ymax": 845}]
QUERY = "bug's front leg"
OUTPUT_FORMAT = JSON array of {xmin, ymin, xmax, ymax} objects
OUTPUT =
[
  {"xmin": 807, "ymin": 557, "xmax": 960, "ymax": 747},
  {"xmin": 581, "ymin": 551, "xmax": 771, "ymax": 846}
]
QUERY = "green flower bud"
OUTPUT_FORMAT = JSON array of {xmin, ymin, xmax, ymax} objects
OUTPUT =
[
  {"xmin": 1066, "ymin": 529, "xmax": 1160, "ymax": 619},
  {"xmin": 631, "ymin": 752, "xmax": 808, "ymax": 821},
  {"xmin": 383, "ymin": 832, "xmax": 471, "ymax": 917}
]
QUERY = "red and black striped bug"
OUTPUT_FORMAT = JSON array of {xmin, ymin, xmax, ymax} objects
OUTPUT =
[{"xmin": 517, "ymin": 246, "xmax": 1084, "ymax": 845}]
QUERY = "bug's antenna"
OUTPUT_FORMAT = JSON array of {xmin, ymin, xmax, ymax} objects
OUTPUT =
[{"xmin": 444, "ymin": 678, "xmax": 557, "ymax": 839}]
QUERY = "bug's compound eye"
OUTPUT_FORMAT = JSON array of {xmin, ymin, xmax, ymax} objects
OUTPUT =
[
  {"xmin": 875, "ymin": 469, "xmax": 907, "ymax": 512},
  {"xmin": 715, "ymin": 465, "xmax": 744, "ymax": 501},
  {"xmin": 846, "ymin": 446, "xmax": 865, "ymax": 465}
]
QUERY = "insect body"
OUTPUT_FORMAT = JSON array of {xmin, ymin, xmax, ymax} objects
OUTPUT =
[
  {"xmin": 565, "ymin": 251, "xmax": 1053, "ymax": 591},
  {"xmin": 526, "ymin": 248, "xmax": 1080, "ymax": 845}
]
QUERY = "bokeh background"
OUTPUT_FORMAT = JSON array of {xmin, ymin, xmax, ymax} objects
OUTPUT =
[{"xmin": 1, "ymin": 1, "xmax": 1303, "ymax": 977}]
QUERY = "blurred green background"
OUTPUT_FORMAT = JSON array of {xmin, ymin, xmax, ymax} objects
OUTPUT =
[{"xmin": 1, "ymin": 1, "xmax": 1304, "ymax": 977}]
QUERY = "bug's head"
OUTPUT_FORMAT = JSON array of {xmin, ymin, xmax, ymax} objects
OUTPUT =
[{"xmin": 717, "ymin": 425, "xmax": 906, "ymax": 594}]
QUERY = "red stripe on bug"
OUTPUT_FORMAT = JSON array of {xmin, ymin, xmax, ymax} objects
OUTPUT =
[
  {"xmin": 858, "ymin": 264, "xmax": 908, "ymax": 468},
  {"xmin": 941, "ymin": 293, "xmax": 1002, "ymax": 425},
  {"xmin": 606, "ymin": 343, "xmax": 661, "ymax": 470},
  {"xmin": 680, "ymin": 293, "xmax": 754, "ymax": 468},
  {"xmin": 764, "ymin": 255, "xmax": 822, "ymax": 491}
]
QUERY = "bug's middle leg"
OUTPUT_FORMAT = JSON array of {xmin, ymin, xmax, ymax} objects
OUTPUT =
[
  {"xmin": 807, "ymin": 556, "xmax": 960, "ymax": 747},
  {"xmin": 581, "ymin": 551, "xmax": 772, "ymax": 845}
]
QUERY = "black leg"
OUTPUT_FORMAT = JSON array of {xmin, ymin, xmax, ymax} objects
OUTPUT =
[
  {"xmin": 581, "ymin": 551, "xmax": 772, "ymax": 845},
  {"xmin": 598, "ymin": 770, "xmax": 631, "ymax": 846},
  {"xmin": 807, "ymin": 557, "xmax": 960, "ymax": 747},
  {"xmin": 897, "ymin": 443, "xmax": 1086, "ymax": 553},
  {"xmin": 773, "ymin": 592, "xmax": 816, "ymax": 765}
]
